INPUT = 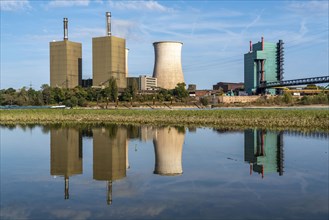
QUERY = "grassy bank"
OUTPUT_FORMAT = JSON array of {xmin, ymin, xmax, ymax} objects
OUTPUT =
[{"xmin": 1, "ymin": 109, "xmax": 329, "ymax": 131}]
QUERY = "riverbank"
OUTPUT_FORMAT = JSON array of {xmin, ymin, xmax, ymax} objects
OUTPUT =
[{"xmin": 1, "ymin": 109, "xmax": 328, "ymax": 131}]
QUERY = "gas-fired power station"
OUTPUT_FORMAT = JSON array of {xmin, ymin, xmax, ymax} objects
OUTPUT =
[
  {"xmin": 92, "ymin": 12, "xmax": 127, "ymax": 89},
  {"xmin": 152, "ymin": 41, "xmax": 185, "ymax": 90},
  {"xmin": 50, "ymin": 13, "xmax": 186, "ymax": 91},
  {"xmin": 49, "ymin": 18, "xmax": 82, "ymax": 89}
]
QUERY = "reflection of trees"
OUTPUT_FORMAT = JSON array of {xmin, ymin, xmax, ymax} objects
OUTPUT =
[
  {"xmin": 153, "ymin": 127, "xmax": 185, "ymax": 176},
  {"xmin": 244, "ymin": 129, "xmax": 284, "ymax": 178},
  {"xmin": 50, "ymin": 128, "xmax": 82, "ymax": 199},
  {"xmin": 92, "ymin": 126, "xmax": 127, "ymax": 205}
]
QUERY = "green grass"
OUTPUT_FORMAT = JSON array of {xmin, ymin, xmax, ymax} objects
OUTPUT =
[{"xmin": 1, "ymin": 109, "xmax": 328, "ymax": 131}]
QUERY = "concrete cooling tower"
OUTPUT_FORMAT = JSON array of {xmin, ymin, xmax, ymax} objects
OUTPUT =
[
  {"xmin": 152, "ymin": 41, "xmax": 184, "ymax": 89},
  {"xmin": 153, "ymin": 127, "xmax": 185, "ymax": 176}
]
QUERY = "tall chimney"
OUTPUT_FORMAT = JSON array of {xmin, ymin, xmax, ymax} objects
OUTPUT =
[
  {"xmin": 106, "ymin": 12, "xmax": 111, "ymax": 36},
  {"xmin": 249, "ymin": 40, "xmax": 252, "ymax": 52},
  {"xmin": 261, "ymin": 36, "xmax": 264, "ymax": 50},
  {"xmin": 63, "ymin": 18, "xmax": 68, "ymax": 41}
]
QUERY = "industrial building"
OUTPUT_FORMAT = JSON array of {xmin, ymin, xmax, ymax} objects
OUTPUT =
[
  {"xmin": 127, "ymin": 75, "xmax": 157, "ymax": 90},
  {"xmin": 92, "ymin": 12, "xmax": 127, "ymax": 89},
  {"xmin": 244, "ymin": 37, "xmax": 284, "ymax": 95},
  {"xmin": 213, "ymin": 82, "xmax": 244, "ymax": 92},
  {"xmin": 139, "ymin": 75, "xmax": 157, "ymax": 90},
  {"xmin": 50, "ymin": 128, "xmax": 82, "ymax": 199},
  {"xmin": 152, "ymin": 41, "xmax": 184, "ymax": 89},
  {"xmin": 244, "ymin": 129, "xmax": 284, "ymax": 178},
  {"xmin": 50, "ymin": 18, "xmax": 82, "ymax": 88}
]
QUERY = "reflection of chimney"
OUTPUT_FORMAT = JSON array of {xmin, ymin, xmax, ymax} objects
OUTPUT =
[
  {"xmin": 106, "ymin": 12, "xmax": 111, "ymax": 36},
  {"xmin": 63, "ymin": 18, "xmax": 68, "ymax": 41},
  {"xmin": 65, "ymin": 176, "xmax": 69, "ymax": 199},
  {"xmin": 107, "ymin": 181, "xmax": 112, "ymax": 205}
]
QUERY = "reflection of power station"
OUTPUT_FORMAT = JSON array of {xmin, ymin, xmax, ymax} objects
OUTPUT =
[
  {"xmin": 244, "ymin": 129, "xmax": 284, "ymax": 178},
  {"xmin": 153, "ymin": 127, "xmax": 185, "ymax": 176},
  {"xmin": 92, "ymin": 12, "xmax": 127, "ymax": 88},
  {"xmin": 152, "ymin": 41, "xmax": 184, "ymax": 89},
  {"xmin": 92, "ymin": 126, "xmax": 127, "ymax": 205},
  {"xmin": 50, "ymin": 128, "xmax": 82, "ymax": 199},
  {"xmin": 50, "ymin": 18, "xmax": 82, "ymax": 88}
]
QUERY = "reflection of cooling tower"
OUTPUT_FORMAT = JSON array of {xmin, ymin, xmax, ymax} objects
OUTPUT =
[
  {"xmin": 93, "ymin": 127, "xmax": 127, "ymax": 181},
  {"xmin": 153, "ymin": 127, "xmax": 185, "ymax": 176},
  {"xmin": 152, "ymin": 41, "xmax": 184, "ymax": 89}
]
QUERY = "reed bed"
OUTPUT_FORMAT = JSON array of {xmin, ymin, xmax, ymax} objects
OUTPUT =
[{"xmin": 1, "ymin": 109, "xmax": 328, "ymax": 131}]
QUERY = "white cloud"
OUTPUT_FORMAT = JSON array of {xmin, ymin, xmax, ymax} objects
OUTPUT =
[
  {"xmin": 0, "ymin": 0, "xmax": 31, "ymax": 11},
  {"xmin": 288, "ymin": 1, "xmax": 328, "ymax": 15},
  {"xmin": 108, "ymin": 0, "xmax": 174, "ymax": 12},
  {"xmin": 47, "ymin": 0, "xmax": 90, "ymax": 8}
]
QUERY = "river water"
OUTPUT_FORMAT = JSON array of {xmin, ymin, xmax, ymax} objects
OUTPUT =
[{"xmin": 0, "ymin": 125, "xmax": 328, "ymax": 220}]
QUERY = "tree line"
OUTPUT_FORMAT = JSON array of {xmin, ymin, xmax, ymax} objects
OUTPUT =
[{"xmin": 0, "ymin": 79, "xmax": 190, "ymax": 107}]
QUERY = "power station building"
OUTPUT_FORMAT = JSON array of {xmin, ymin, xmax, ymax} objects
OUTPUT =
[
  {"xmin": 152, "ymin": 41, "xmax": 184, "ymax": 90},
  {"xmin": 50, "ymin": 18, "xmax": 82, "ymax": 88},
  {"xmin": 244, "ymin": 37, "xmax": 284, "ymax": 95},
  {"xmin": 92, "ymin": 12, "xmax": 127, "ymax": 89}
]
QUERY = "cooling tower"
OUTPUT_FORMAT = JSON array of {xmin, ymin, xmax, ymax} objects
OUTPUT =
[
  {"xmin": 153, "ymin": 127, "xmax": 185, "ymax": 176},
  {"xmin": 152, "ymin": 41, "xmax": 184, "ymax": 89}
]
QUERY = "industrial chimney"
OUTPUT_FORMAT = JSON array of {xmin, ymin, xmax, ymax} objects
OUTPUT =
[
  {"xmin": 106, "ymin": 12, "xmax": 111, "ymax": 36},
  {"xmin": 63, "ymin": 18, "xmax": 68, "ymax": 40},
  {"xmin": 152, "ymin": 41, "xmax": 184, "ymax": 89}
]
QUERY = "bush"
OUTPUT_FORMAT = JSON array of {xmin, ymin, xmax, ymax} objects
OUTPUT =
[{"xmin": 200, "ymin": 97, "xmax": 209, "ymax": 106}]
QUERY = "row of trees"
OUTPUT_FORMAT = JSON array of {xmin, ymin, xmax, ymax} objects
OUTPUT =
[{"xmin": 0, "ymin": 80, "xmax": 190, "ymax": 107}]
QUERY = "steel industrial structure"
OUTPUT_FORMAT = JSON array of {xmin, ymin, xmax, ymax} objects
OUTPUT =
[
  {"xmin": 259, "ymin": 76, "xmax": 329, "ymax": 88},
  {"xmin": 244, "ymin": 37, "xmax": 284, "ymax": 95}
]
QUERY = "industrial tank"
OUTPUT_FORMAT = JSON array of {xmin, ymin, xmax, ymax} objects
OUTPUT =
[{"xmin": 152, "ymin": 41, "xmax": 184, "ymax": 89}]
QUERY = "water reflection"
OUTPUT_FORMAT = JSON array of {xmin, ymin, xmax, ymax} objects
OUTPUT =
[
  {"xmin": 50, "ymin": 128, "xmax": 82, "ymax": 199},
  {"xmin": 48, "ymin": 126, "xmax": 290, "ymax": 204},
  {"xmin": 244, "ymin": 129, "xmax": 284, "ymax": 178},
  {"xmin": 92, "ymin": 126, "xmax": 127, "ymax": 205},
  {"xmin": 153, "ymin": 127, "xmax": 185, "ymax": 176}
]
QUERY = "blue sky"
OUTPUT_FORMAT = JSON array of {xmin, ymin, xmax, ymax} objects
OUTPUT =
[{"xmin": 1, "ymin": 0, "xmax": 328, "ymax": 90}]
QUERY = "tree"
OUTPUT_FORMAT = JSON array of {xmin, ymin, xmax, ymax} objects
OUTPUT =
[
  {"xmin": 108, "ymin": 77, "xmax": 118, "ymax": 101},
  {"xmin": 173, "ymin": 82, "xmax": 189, "ymax": 101}
]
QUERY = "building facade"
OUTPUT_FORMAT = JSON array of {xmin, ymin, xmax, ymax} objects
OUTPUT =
[
  {"xmin": 139, "ymin": 75, "xmax": 157, "ymax": 90},
  {"xmin": 213, "ymin": 82, "xmax": 244, "ymax": 92},
  {"xmin": 92, "ymin": 36, "xmax": 126, "ymax": 88},
  {"xmin": 49, "ymin": 18, "xmax": 82, "ymax": 88},
  {"xmin": 244, "ymin": 37, "xmax": 284, "ymax": 95}
]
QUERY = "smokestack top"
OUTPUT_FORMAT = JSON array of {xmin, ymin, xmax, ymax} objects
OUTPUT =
[
  {"xmin": 249, "ymin": 40, "xmax": 252, "ymax": 52},
  {"xmin": 106, "ymin": 12, "xmax": 111, "ymax": 36},
  {"xmin": 63, "ymin": 18, "xmax": 68, "ymax": 41},
  {"xmin": 261, "ymin": 36, "xmax": 264, "ymax": 50}
]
